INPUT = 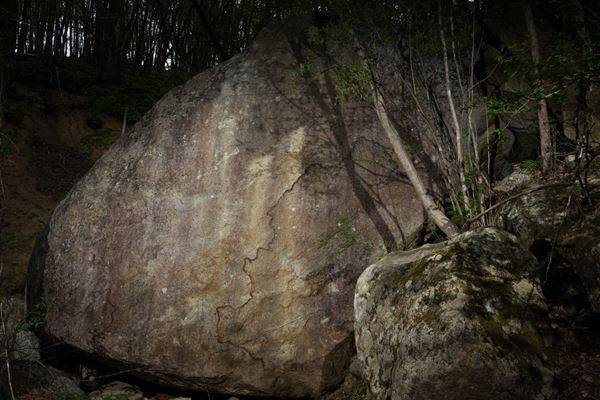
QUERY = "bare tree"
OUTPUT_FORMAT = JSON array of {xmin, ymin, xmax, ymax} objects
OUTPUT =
[
  {"xmin": 438, "ymin": 0, "xmax": 470, "ymax": 209},
  {"xmin": 524, "ymin": 2, "xmax": 553, "ymax": 172},
  {"xmin": 372, "ymin": 86, "xmax": 460, "ymax": 238}
]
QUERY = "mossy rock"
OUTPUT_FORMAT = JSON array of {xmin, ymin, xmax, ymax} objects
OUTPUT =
[
  {"xmin": 500, "ymin": 179, "xmax": 600, "ymax": 312},
  {"xmin": 355, "ymin": 227, "xmax": 555, "ymax": 400}
]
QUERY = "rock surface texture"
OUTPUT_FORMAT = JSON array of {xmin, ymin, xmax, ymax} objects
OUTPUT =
[
  {"xmin": 354, "ymin": 228, "xmax": 555, "ymax": 400},
  {"xmin": 0, "ymin": 362, "xmax": 85, "ymax": 400},
  {"xmin": 500, "ymin": 179, "xmax": 600, "ymax": 312},
  {"xmin": 27, "ymin": 20, "xmax": 424, "ymax": 397},
  {"xmin": 89, "ymin": 381, "xmax": 145, "ymax": 400}
]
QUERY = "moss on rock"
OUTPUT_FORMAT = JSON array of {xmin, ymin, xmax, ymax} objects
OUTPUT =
[{"xmin": 354, "ymin": 227, "xmax": 555, "ymax": 400}]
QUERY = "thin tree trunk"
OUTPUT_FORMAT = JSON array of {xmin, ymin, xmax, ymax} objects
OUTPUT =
[
  {"xmin": 373, "ymin": 87, "xmax": 460, "ymax": 238},
  {"xmin": 524, "ymin": 3, "xmax": 553, "ymax": 172},
  {"xmin": 438, "ymin": 0, "xmax": 470, "ymax": 210},
  {"xmin": 17, "ymin": 0, "xmax": 29, "ymax": 54}
]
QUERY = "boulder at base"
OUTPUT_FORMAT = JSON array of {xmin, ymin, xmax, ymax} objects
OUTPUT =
[
  {"xmin": 500, "ymin": 179, "xmax": 600, "ymax": 312},
  {"xmin": 354, "ymin": 228, "xmax": 555, "ymax": 400},
  {"xmin": 27, "ymin": 20, "xmax": 424, "ymax": 397}
]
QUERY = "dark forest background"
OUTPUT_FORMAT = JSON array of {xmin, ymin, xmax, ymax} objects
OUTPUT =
[
  {"xmin": 0, "ymin": 0, "xmax": 321, "ymax": 90},
  {"xmin": 1, "ymin": 0, "xmax": 599, "ymax": 124}
]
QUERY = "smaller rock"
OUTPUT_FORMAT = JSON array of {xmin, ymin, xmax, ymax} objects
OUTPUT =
[
  {"xmin": 500, "ymin": 180, "xmax": 600, "ymax": 312},
  {"xmin": 1, "ymin": 361, "xmax": 85, "ymax": 399},
  {"xmin": 89, "ymin": 381, "xmax": 144, "ymax": 400},
  {"xmin": 355, "ymin": 228, "xmax": 555, "ymax": 400},
  {"xmin": 11, "ymin": 330, "xmax": 41, "ymax": 361},
  {"xmin": 494, "ymin": 165, "xmax": 533, "ymax": 193},
  {"xmin": 0, "ymin": 297, "xmax": 41, "ymax": 363},
  {"xmin": 565, "ymin": 154, "xmax": 577, "ymax": 166},
  {"xmin": 156, "ymin": 396, "xmax": 191, "ymax": 400},
  {"xmin": 348, "ymin": 357, "xmax": 363, "ymax": 379},
  {"xmin": 0, "ymin": 297, "xmax": 26, "ymax": 329}
]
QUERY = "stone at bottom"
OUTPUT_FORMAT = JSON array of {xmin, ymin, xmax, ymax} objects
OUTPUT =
[{"xmin": 355, "ymin": 227, "xmax": 555, "ymax": 400}]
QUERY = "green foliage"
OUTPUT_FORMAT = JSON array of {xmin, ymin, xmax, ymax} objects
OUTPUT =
[
  {"xmin": 306, "ymin": 26, "xmax": 325, "ymax": 47},
  {"xmin": 447, "ymin": 206, "xmax": 465, "ymax": 227},
  {"xmin": 290, "ymin": 61, "xmax": 313, "ymax": 91},
  {"xmin": 332, "ymin": 63, "xmax": 372, "ymax": 102},
  {"xmin": 447, "ymin": 194, "xmax": 469, "ymax": 227},
  {"xmin": 496, "ymin": 31, "xmax": 600, "ymax": 109},
  {"xmin": 478, "ymin": 97, "xmax": 531, "ymax": 117},
  {"xmin": 318, "ymin": 217, "xmax": 359, "ymax": 255},
  {"xmin": 519, "ymin": 158, "xmax": 541, "ymax": 171},
  {"xmin": 375, "ymin": 239, "xmax": 413, "ymax": 260},
  {"xmin": 491, "ymin": 128, "xmax": 508, "ymax": 145},
  {"xmin": 13, "ymin": 300, "xmax": 47, "ymax": 332},
  {"xmin": 83, "ymin": 69, "xmax": 189, "ymax": 122},
  {"xmin": 350, "ymin": 382, "xmax": 366, "ymax": 400},
  {"xmin": 297, "ymin": 62, "xmax": 311, "ymax": 77},
  {"xmin": 317, "ymin": 216, "xmax": 374, "ymax": 256}
]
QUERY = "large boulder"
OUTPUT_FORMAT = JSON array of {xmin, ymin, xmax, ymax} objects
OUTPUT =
[
  {"xmin": 500, "ymin": 179, "xmax": 600, "ymax": 312},
  {"xmin": 354, "ymin": 228, "xmax": 555, "ymax": 400},
  {"xmin": 27, "ymin": 20, "xmax": 424, "ymax": 397}
]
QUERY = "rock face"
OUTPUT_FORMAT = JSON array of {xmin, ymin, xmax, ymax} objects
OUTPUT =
[
  {"xmin": 1, "ymin": 363, "xmax": 85, "ymax": 400},
  {"xmin": 500, "ymin": 180, "xmax": 600, "ymax": 312},
  {"xmin": 27, "ymin": 20, "xmax": 424, "ymax": 397},
  {"xmin": 0, "ymin": 297, "xmax": 40, "ymax": 362},
  {"xmin": 89, "ymin": 381, "xmax": 144, "ymax": 400},
  {"xmin": 493, "ymin": 166, "xmax": 533, "ymax": 193},
  {"xmin": 354, "ymin": 228, "xmax": 555, "ymax": 400}
]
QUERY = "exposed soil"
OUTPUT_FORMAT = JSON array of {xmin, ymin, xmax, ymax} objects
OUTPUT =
[
  {"xmin": 29, "ymin": 135, "xmax": 91, "ymax": 194},
  {"xmin": 1, "ymin": 83, "xmax": 120, "ymax": 296}
]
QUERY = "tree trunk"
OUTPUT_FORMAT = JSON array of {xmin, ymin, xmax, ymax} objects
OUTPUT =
[
  {"xmin": 438, "ymin": 0, "xmax": 470, "ymax": 210},
  {"xmin": 16, "ymin": 0, "xmax": 29, "ymax": 54},
  {"xmin": 524, "ymin": 3, "xmax": 553, "ymax": 172},
  {"xmin": 373, "ymin": 87, "xmax": 460, "ymax": 238}
]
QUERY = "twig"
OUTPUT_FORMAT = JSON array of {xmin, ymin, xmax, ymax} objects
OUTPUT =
[
  {"xmin": 544, "ymin": 194, "xmax": 572, "ymax": 286},
  {"xmin": 466, "ymin": 182, "xmax": 574, "ymax": 224},
  {"xmin": 79, "ymin": 366, "xmax": 149, "ymax": 382},
  {"xmin": 121, "ymin": 108, "xmax": 128, "ymax": 136}
]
